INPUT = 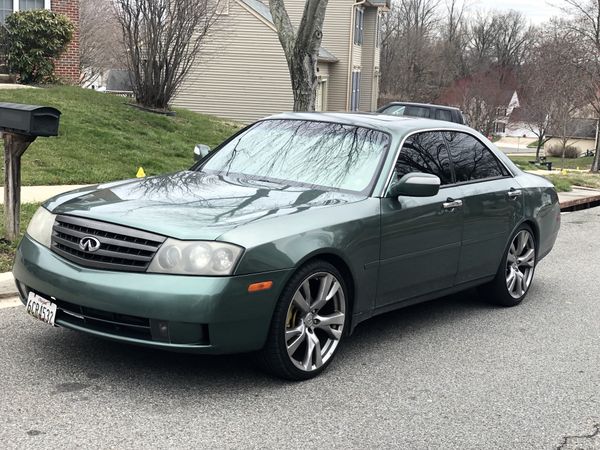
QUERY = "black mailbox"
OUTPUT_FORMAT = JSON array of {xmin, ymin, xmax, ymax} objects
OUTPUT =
[{"xmin": 0, "ymin": 102, "xmax": 61, "ymax": 137}]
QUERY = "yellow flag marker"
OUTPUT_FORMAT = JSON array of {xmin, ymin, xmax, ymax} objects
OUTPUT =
[
  {"xmin": 561, "ymin": 169, "xmax": 568, "ymax": 175},
  {"xmin": 136, "ymin": 167, "xmax": 146, "ymax": 178}
]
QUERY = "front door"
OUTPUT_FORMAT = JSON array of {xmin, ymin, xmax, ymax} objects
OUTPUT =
[{"xmin": 377, "ymin": 131, "xmax": 463, "ymax": 307}]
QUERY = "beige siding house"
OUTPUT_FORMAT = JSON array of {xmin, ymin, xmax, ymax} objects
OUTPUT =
[{"xmin": 173, "ymin": 0, "xmax": 389, "ymax": 123}]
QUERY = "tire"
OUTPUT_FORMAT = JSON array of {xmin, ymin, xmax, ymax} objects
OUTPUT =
[
  {"xmin": 259, "ymin": 260, "xmax": 349, "ymax": 381},
  {"xmin": 478, "ymin": 224, "xmax": 537, "ymax": 307}
]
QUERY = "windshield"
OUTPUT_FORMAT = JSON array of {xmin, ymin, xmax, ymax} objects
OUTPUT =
[{"xmin": 201, "ymin": 119, "xmax": 390, "ymax": 193}]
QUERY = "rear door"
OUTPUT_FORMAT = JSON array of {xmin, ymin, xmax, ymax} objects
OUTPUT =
[
  {"xmin": 377, "ymin": 131, "xmax": 463, "ymax": 307},
  {"xmin": 444, "ymin": 131, "xmax": 524, "ymax": 284}
]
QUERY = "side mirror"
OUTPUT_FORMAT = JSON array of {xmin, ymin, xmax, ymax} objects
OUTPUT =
[
  {"xmin": 194, "ymin": 144, "xmax": 211, "ymax": 161},
  {"xmin": 387, "ymin": 172, "xmax": 441, "ymax": 198}
]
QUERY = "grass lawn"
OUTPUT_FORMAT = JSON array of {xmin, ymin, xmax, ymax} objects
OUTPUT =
[
  {"xmin": 0, "ymin": 86, "xmax": 240, "ymax": 185},
  {"xmin": 541, "ymin": 173, "xmax": 600, "ymax": 192},
  {"xmin": 508, "ymin": 156, "xmax": 600, "ymax": 192},
  {"xmin": 0, "ymin": 203, "xmax": 39, "ymax": 272},
  {"xmin": 509, "ymin": 155, "xmax": 594, "ymax": 171}
]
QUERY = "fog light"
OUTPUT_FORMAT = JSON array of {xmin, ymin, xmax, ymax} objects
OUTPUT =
[
  {"xmin": 150, "ymin": 320, "xmax": 170, "ymax": 342},
  {"xmin": 158, "ymin": 321, "xmax": 168, "ymax": 336}
]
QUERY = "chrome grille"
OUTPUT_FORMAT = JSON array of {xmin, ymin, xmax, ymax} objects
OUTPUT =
[{"xmin": 51, "ymin": 215, "xmax": 166, "ymax": 272}]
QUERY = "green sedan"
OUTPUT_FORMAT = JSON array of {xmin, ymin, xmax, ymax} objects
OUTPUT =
[{"xmin": 14, "ymin": 113, "xmax": 560, "ymax": 380}]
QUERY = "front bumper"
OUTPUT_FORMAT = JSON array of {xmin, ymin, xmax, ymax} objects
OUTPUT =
[{"xmin": 13, "ymin": 234, "xmax": 292, "ymax": 354}]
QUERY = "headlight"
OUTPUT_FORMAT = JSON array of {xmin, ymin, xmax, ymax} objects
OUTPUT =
[
  {"xmin": 26, "ymin": 207, "xmax": 56, "ymax": 248},
  {"xmin": 147, "ymin": 239, "xmax": 244, "ymax": 275}
]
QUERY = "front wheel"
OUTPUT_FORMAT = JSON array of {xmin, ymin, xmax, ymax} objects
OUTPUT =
[
  {"xmin": 259, "ymin": 261, "xmax": 348, "ymax": 380},
  {"xmin": 479, "ymin": 225, "xmax": 537, "ymax": 307}
]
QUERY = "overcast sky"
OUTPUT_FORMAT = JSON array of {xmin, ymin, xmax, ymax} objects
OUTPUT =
[{"xmin": 472, "ymin": 0, "xmax": 559, "ymax": 24}]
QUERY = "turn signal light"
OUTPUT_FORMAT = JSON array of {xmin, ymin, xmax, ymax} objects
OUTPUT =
[{"xmin": 248, "ymin": 281, "xmax": 273, "ymax": 293}]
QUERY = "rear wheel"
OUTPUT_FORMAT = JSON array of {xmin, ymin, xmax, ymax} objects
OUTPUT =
[
  {"xmin": 260, "ymin": 261, "xmax": 348, "ymax": 380},
  {"xmin": 479, "ymin": 225, "xmax": 536, "ymax": 307}
]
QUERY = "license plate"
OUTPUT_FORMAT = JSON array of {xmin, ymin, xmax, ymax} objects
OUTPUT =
[{"xmin": 26, "ymin": 292, "xmax": 57, "ymax": 326}]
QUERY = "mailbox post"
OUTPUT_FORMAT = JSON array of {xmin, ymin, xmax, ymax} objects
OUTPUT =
[{"xmin": 0, "ymin": 103, "xmax": 61, "ymax": 241}]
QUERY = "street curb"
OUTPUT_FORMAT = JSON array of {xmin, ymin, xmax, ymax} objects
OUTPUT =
[
  {"xmin": 0, "ymin": 272, "xmax": 17, "ymax": 299},
  {"xmin": 0, "ymin": 297, "xmax": 21, "ymax": 309},
  {"xmin": 560, "ymin": 194, "xmax": 600, "ymax": 212}
]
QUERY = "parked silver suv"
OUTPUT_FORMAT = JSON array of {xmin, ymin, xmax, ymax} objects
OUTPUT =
[{"xmin": 378, "ymin": 102, "xmax": 467, "ymax": 125}]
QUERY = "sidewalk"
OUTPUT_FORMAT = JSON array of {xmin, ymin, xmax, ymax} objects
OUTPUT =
[
  {"xmin": 559, "ymin": 186, "xmax": 600, "ymax": 211},
  {"xmin": 0, "ymin": 185, "xmax": 90, "ymax": 204},
  {"xmin": 0, "ymin": 272, "xmax": 20, "ymax": 309}
]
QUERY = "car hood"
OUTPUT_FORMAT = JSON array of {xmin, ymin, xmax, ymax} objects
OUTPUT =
[{"xmin": 44, "ymin": 171, "xmax": 365, "ymax": 240}]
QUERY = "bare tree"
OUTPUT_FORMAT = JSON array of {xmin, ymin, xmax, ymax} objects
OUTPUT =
[
  {"xmin": 438, "ymin": 68, "xmax": 517, "ymax": 136},
  {"xmin": 80, "ymin": 0, "xmax": 127, "ymax": 85},
  {"xmin": 114, "ymin": 0, "xmax": 219, "ymax": 110},
  {"xmin": 467, "ymin": 10, "xmax": 500, "ymax": 68},
  {"xmin": 559, "ymin": 0, "xmax": 600, "ymax": 172},
  {"xmin": 466, "ymin": 10, "xmax": 533, "ymax": 72},
  {"xmin": 432, "ymin": 0, "xmax": 469, "ymax": 88},
  {"xmin": 519, "ymin": 26, "xmax": 576, "ymax": 161},
  {"xmin": 379, "ymin": 0, "xmax": 441, "ymax": 103},
  {"xmin": 268, "ymin": 0, "xmax": 329, "ymax": 111},
  {"xmin": 492, "ymin": 11, "xmax": 534, "ymax": 69}
]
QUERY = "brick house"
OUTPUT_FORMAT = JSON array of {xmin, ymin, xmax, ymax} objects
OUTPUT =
[{"xmin": 0, "ymin": 0, "xmax": 80, "ymax": 83}]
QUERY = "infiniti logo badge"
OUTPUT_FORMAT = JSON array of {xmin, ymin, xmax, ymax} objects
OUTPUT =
[{"xmin": 79, "ymin": 236, "xmax": 101, "ymax": 253}]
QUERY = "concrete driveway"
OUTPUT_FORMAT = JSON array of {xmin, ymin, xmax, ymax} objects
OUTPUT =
[{"xmin": 0, "ymin": 209, "xmax": 599, "ymax": 449}]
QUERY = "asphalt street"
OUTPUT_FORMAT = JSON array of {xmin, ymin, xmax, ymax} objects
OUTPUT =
[{"xmin": 1, "ymin": 209, "xmax": 599, "ymax": 449}]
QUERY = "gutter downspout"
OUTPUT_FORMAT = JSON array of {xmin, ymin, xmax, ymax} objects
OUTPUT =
[{"xmin": 346, "ymin": 0, "xmax": 366, "ymax": 111}]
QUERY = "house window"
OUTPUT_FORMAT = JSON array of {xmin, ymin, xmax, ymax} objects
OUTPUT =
[
  {"xmin": 316, "ymin": 79, "xmax": 327, "ymax": 112},
  {"xmin": 0, "ymin": 0, "xmax": 12, "ymax": 24},
  {"xmin": 354, "ymin": 7, "xmax": 364, "ymax": 46},
  {"xmin": 494, "ymin": 122, "xmax": 506, "ymax": 134},
  {"xmin": 376, "ymin": 13, "xmax": 381, "ymax": 48},
  {"xmin": 1, "ymin": 0, "xmax": 49, "ymax": 23},
  {"xmin": 19, "ymin": 0, "xmax": 44, "ymax": 10},
  {"xmin": 496, "ymin": 107, "xmax": 508, "ymax": 117},
  {"xmin": 351, "ymin": 71, "xmax": 361, "ymax": 111}
]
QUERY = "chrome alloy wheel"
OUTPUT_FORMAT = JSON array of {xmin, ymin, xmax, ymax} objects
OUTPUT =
[
  {"xmin": 284, "ymin": 272, "xmax": 346, "ymax": 372},
  {"xmin": 506, "ymin": 230, "xmax": 535, "ymax": 299}
]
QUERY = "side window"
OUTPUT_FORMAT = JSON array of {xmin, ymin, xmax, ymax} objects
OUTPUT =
[
  {"xmin": 404, "ymin": 106, "xmax": 431, "ymax": 118},
  {"xmin": 435, "ymin": 109, "xmax": 452, "ymax": 122},
  {"xmin": 444, "ymin": 132, "xmax": 508, "ymax": 182},
  {"xmin": 394, "ymin": 132, "xmax": 453, "ymax": 185}
]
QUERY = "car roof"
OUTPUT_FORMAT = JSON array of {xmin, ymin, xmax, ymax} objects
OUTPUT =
[
  {"xmin": 381, "ymin": 102, "xmax": 461, "ymax": 112},
  {"xmin": 265, "ymin": 112, "xmax": 473, "ymax": 137}
]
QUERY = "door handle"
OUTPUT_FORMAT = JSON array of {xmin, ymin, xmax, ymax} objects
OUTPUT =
[
  {"xmin": 443, "ymin": 198, "xmax": 463, "ymax": 210},
  {"xmin": 508, "ymin": 188, "xmax": 522, "ymax": 199}
]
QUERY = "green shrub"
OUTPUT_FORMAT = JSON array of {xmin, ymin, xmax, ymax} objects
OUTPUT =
[
  {"xmin": 546, "ymin": 145, "xmax": 580, "ymax": 159},
  {"xmin": 4, "ymin": 10, "xmax": 74, "ymax": 84}
]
